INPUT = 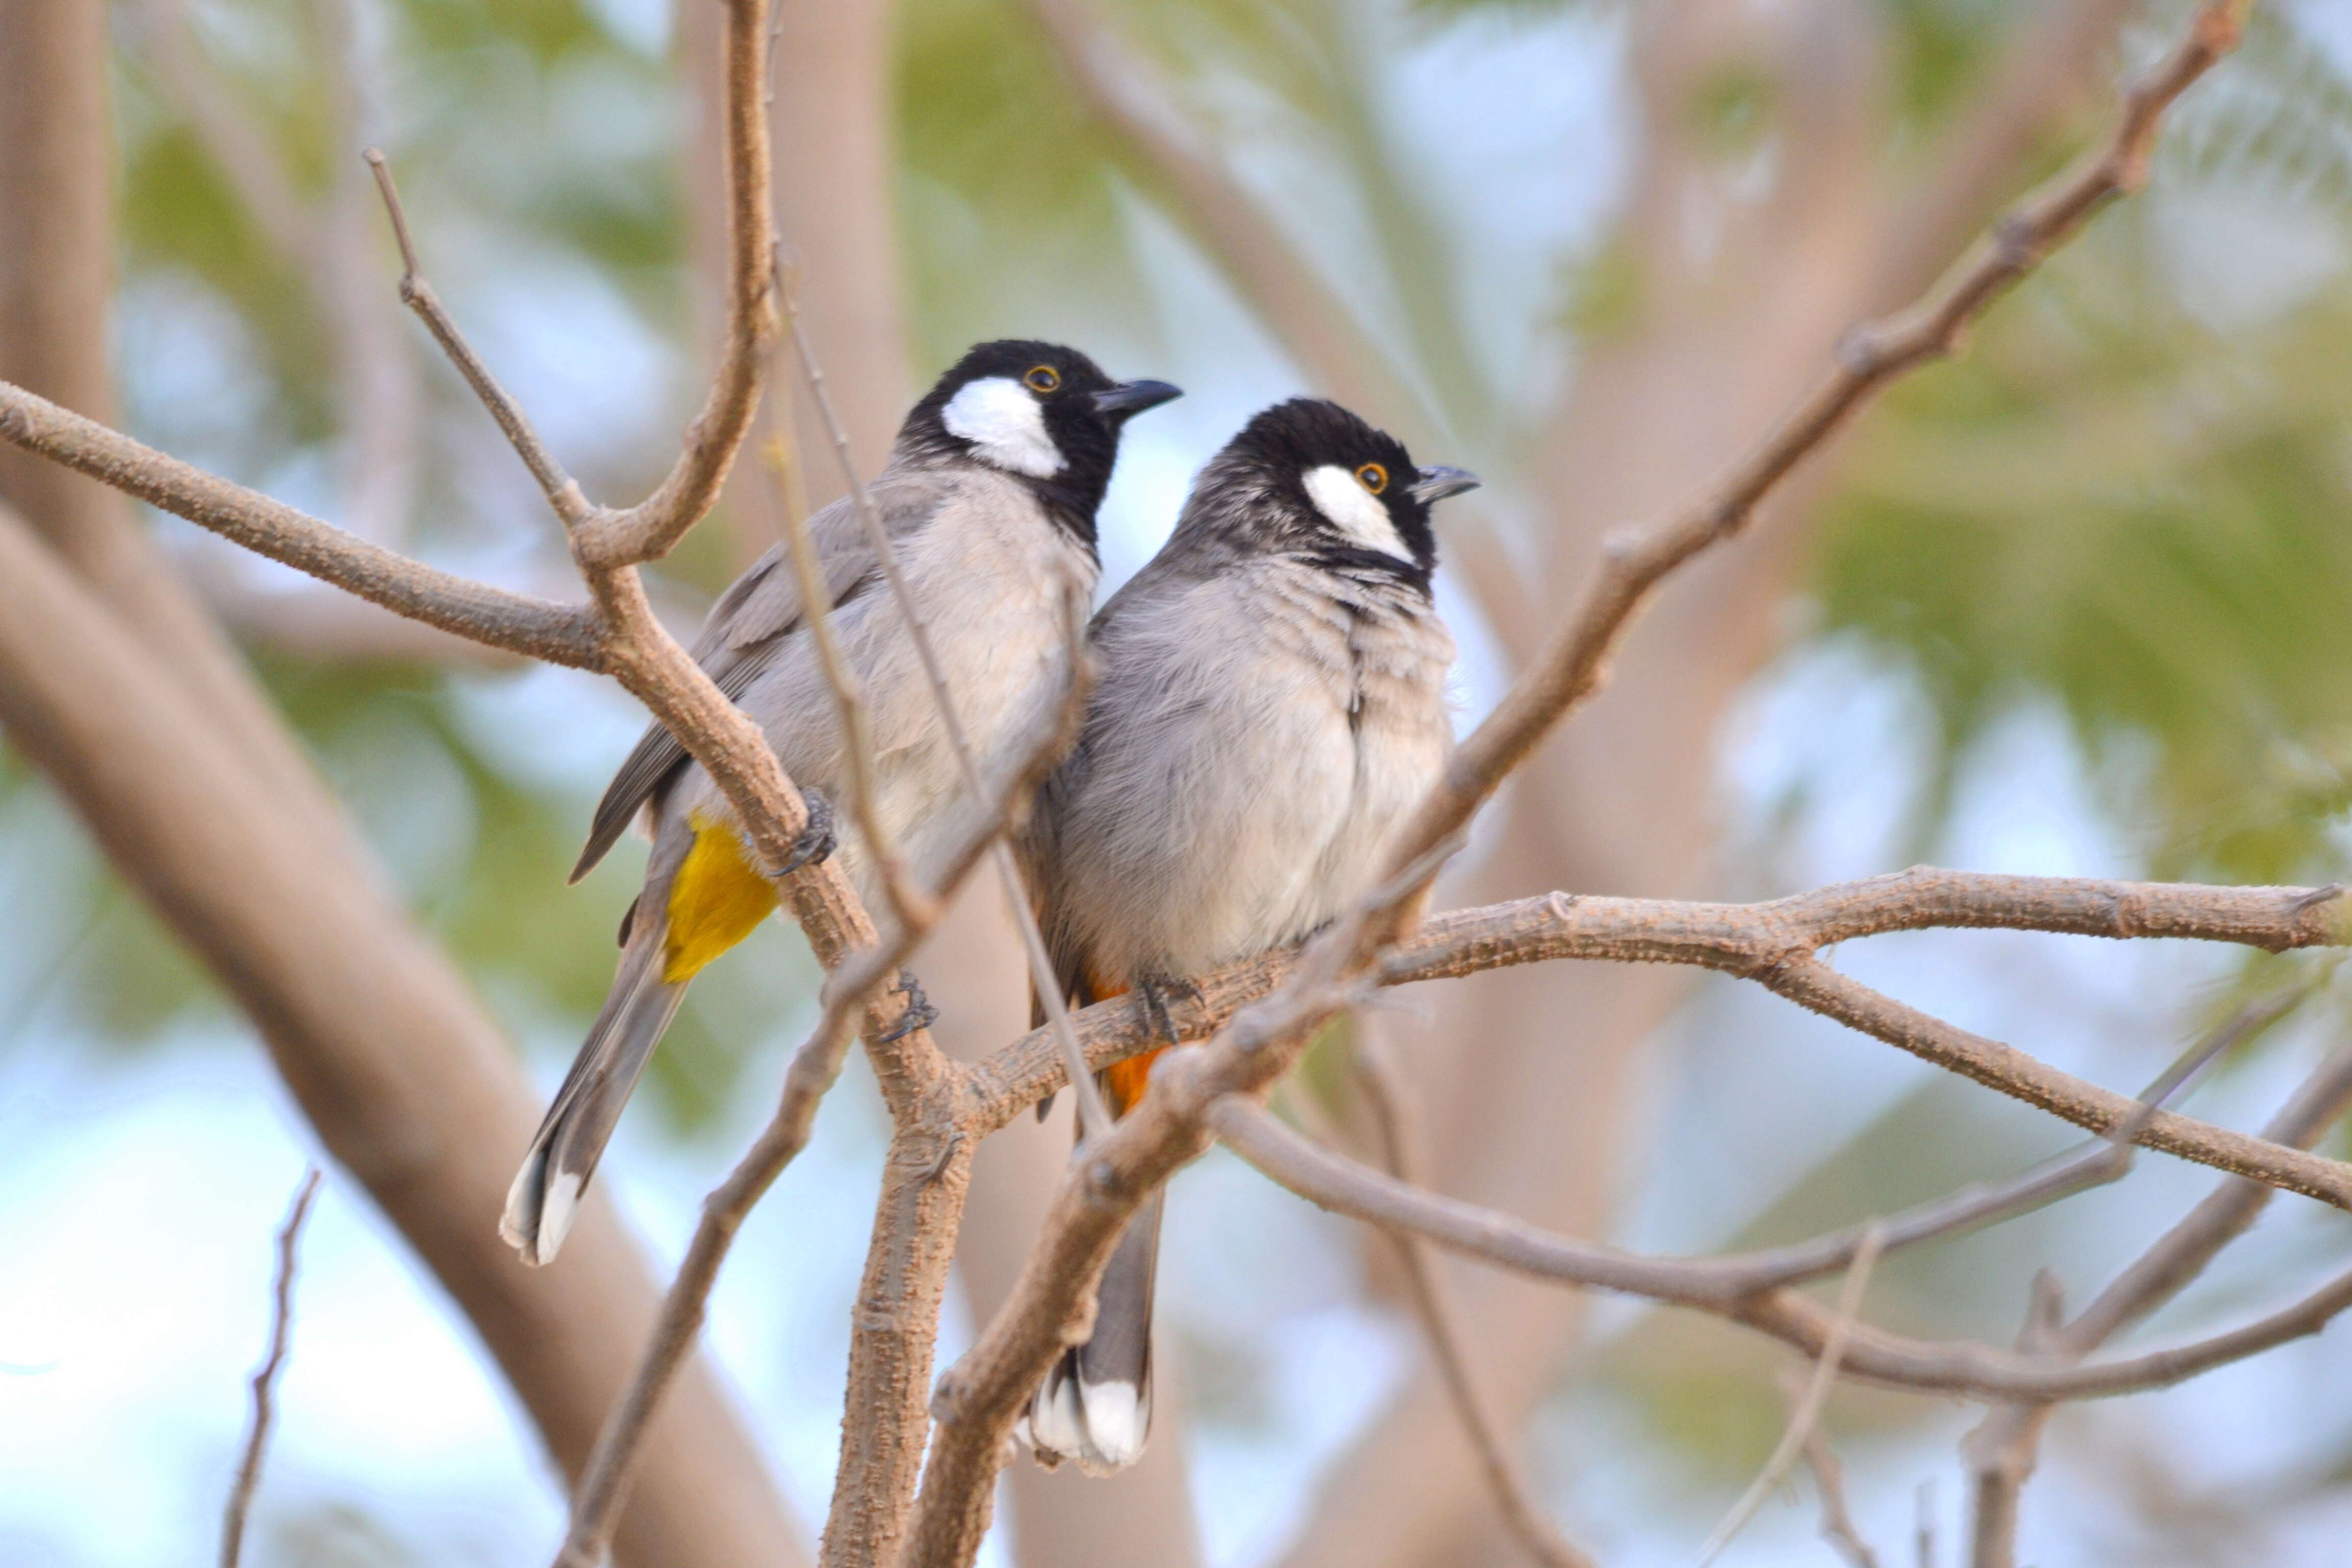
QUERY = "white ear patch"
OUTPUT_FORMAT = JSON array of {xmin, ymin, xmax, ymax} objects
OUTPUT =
[
  {"xmin": 1303, "ymin": 464, "xmax": 1411, "ymax": 560},
  {"xmin": 942, "ymin": 376, "xmax": 1065, "ymax": 478}
]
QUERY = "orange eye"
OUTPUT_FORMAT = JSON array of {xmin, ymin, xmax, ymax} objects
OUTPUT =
[
  {"xmin": 1355, "ymin": 463, "xmax": 1388, "ymax": 495},
  {"xmin": 1024, "ymin": 365, "xmax": 1062, "ymax": 393}
]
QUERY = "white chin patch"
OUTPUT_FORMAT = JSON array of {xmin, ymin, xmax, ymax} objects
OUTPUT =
[
  {"xmin": 1303, "ymin": 464, "xmax": 1411, "ymax": 560},
  {"xmin": 942, "ymin": 376, "xmax": 1065, "ymax": 478}
]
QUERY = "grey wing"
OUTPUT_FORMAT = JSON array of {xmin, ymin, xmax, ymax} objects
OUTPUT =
[{"xmin": 570, "ymin": 471, "xmax": 955, "ymax": 882}]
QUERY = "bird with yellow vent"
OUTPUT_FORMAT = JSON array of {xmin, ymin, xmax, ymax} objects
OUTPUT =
[{"xmin": 501, "ymin": 342, "xmax": 1179, "ymax": 1263}]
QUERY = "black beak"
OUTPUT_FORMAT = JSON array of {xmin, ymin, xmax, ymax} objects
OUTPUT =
[
  {"xmin": 1090, "ymin": 379, "xmax": 1183, "ymax": 421},
  {"xmin": 1408, "ymin": 464, "xmax": 1481, "ymax": 505}
]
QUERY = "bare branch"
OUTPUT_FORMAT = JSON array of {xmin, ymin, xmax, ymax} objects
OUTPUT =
[
  {"xmin": 1380, "ymin": 0, "xmax": 2256, "ymax": 884},
  {"xmin": 571, "ymin": 0, "xmax": 776, "ymax": 566},
  {"xmin": 0, "ymin": 382, "xmax": 603, "ymax": 666},
  {"xmin": 967, "ymin": 875, "xmax": 2352, "ymax": 1209},
  {"xmin": 761, "ymin": 413, "xmax": 933, "ymax": 933},
  {"xmin": 363, "ymin": 150, "xmax": 593, "ymax": 529},
  {"xmin": 1213, "ymin": 1011, "xmax": 2235, "ymax": 1313},
  {"xmin": 1700, "ymin": 1223, "xmax": 1886, "ymax": 1565},
  {"xmin": 1760, "ymin": 955, "xmax": 2352, "ymax": 1208},
  {"xmin": 1963, "ymin": 1007, "xmax": 2352, "ymax": 1568},
  {"xmin": 220, "ymin": 1168, "xmax": 323, "ymax": 1568},
  {"xmin": 1216, "ymin": 1093, "xmax": 2352, "ymax": 1403},
  {"xmin": 1787, "ymin": 1383, "xmax": 1885, "ymax": 1568},
  {"xmin": 1348, "ymin": 1035, "xmax": 1597, "ymax": 1568}
]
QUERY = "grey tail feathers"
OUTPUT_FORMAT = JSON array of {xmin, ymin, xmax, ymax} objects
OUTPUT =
[
  {"xmin": 501, "ymin": 930, "xmax": 688, "ymax": 1265},
  {"xmin": 1024, "ymin": 1187, "xmax": 1162, "ymax": 1475}
]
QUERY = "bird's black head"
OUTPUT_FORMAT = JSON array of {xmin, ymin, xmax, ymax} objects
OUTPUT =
[
  {"xmin": 899, "ymin": 340, "xmax": 1181, "ymax": 546},
  {"xmin": 1188, "ymin": 398, "xmax": 1478, "ymax": 593}
]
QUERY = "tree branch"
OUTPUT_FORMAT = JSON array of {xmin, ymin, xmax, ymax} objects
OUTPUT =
[
  {"xmin": 0, "ymin": 382, "xmax": 602, "ymax": 666},
  {"xmin": 1699, "ymin": 1223, "xmax": 1885, "ymax": 1565},
  {"xmin": 966, "ymin": 874, "xmax": 2352, "ymax": 1205},
  {"xmin": 1962, "ymin": 1017, "xmax": 2352, "ymax": 1568},
  {"xmin": 219, "ymin": 1168, "xmax": 323, "ymax": 1568},
  {"xmin": 1212, "ymin": 1093, "xmax": 2352, "ymax": 1403},
  {"xmin": 1348, "ymin": 1035, "xmax": 1598, "ymax": 1568},
  {"xmin": 363, "ymin": 150, "xmax": 593, "ymax": 530},
  {"xmin": 1385, "ymin": 0, "xmax": 2255, "ymax": 881}
]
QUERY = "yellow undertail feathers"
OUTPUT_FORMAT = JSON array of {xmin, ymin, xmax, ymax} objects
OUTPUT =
[{"xmin": 663, "ymin": 816, "xmax": 778, "ymax": 983}]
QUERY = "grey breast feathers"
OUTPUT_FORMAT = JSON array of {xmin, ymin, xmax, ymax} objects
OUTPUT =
[{"xmin": 570, "ymin": 469, "xmax": 963, "ymax": 882}]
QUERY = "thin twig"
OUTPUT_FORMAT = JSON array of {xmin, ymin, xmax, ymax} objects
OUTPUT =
[
  {"xmin": 1209, "ymin": 1094, "xmax": 2352, "ymax": 1402},
  {"xmin": 0, "ymin": 384, "xmax": 602, "ymax": 666},
  {"xmin": 1349, "ymin": 1033, "xmax": 1598, "ymax": 1568},
  {"xmin": 1963, "ymin": 989, "xmax": 2351, "ymax": 1568},
  {"xmin": 1785, "ymin": 1378, "xmax": 1884, "ymax": 1568},
  {"xmin": 761, "ymin": 421, "xmax": 933, "ymax": 932},
  {"xmin": 1378, "ymin": 0, "xmax": 2257, "ymax": 886},
  {"xmin": 782, "ymin": 290, "xmax": 1115, "ymax": 1142},
  {"xmin": 1699, "ymin": 1223, "xmax": 1886, "ymax": 1565},
  {"xmin": 220, "ymin": 1168, "xmax": 323, "ymax": 1568},
  {"xmin": 363, "ymin": 149, "xmax": 593, "ymax": 529}
]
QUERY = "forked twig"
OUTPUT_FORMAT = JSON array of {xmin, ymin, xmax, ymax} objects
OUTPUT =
[
  {"xmin": 1964, "ymin": 987, "xmax": 2352, "ymax": 1568},
  {"xmin": 362, "ymin": 150, "xmax": 592, "ymax": 528},
  {"xmin": 1698, "ymin": 1223, "xmax": 1886, "ymax": 1565},
  {"xmin": 1787, "ymin": 1385, "xmax": 1884, "ymax": 1568},
  {"xmin": 220, "ymin": 1168, "xmax": 323, "ymax": 1568}
]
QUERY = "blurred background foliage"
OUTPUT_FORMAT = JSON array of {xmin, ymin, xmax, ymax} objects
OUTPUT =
[
  {"xmin": 47, "ymin": 0, "xmax": 2352, "ymax": 1100},
  {"xmin": 10, "ymin": 0, "xmax": 2352, "ymax": 1560}
]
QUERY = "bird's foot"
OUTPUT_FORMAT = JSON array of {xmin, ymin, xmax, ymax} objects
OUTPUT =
[
  {"xmin": 875, "ymin": 968, "xmax": 940, "ymax": 1044},
  {"xmin": 778, "ymin": 786, "xmax": 836, "ymax": 876},
  {"xmin": 1137, "ymin": 973, "xmax": 1203, "ymax": 1045}
]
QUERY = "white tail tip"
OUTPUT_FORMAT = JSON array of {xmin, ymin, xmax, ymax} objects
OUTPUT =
[
  {"xmin": 1027, "ymin": 1374, "xmax": 1149, "ymax": 1477},
  {"xmin": 499, "ymin": 1155, "xmax": 580, "ymax": 1267}
]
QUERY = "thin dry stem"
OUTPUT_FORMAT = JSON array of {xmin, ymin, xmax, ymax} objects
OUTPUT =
[
  {"xmin": 1349, "ymin": 1035, "xmax": 1597, "ymax": 1568},
  {"xmin": 363, "ymin": 149, "xmax": 593, "ymax": 528},
  {"xmin": 1791, "ymin": 1389, "xmax": 1885, "ymax": 1568},
  {"xmin": 1700, "ymin": 1223, "xmax": 1885, "ymax": 1565},
  {"xmin": 1963, "ymin": 992, "xmax": 2352, "ymax": 1568},
  {"xmin": 783, "ymin": 292, "xmax": 1114, "ymax": 1141},
  {"xmin": 762, "ymin": 419, "xmax": 933, "ymax": 932},
  {"xmin": 220, "ymin": 1168, "xmax": 323, "ymax": 1568}
]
